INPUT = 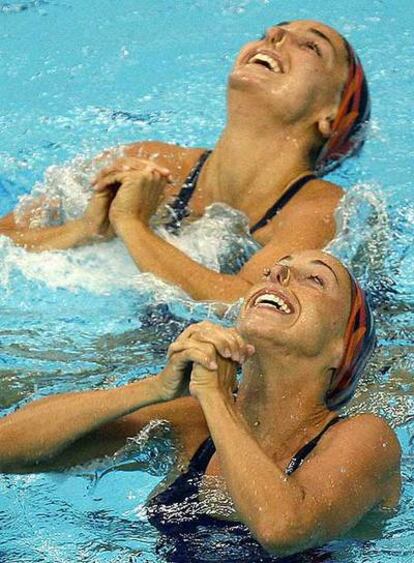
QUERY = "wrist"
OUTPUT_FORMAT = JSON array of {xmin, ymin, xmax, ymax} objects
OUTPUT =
[
  {"xmin": 67, "ymin": 218, "xmax": 99, "ymax": 245},
  {"xmin": 110, "ymin": 214, "xmax": 146, "ymax": 236},
  {"xmin": 197, "ymin": 388, "xmax": 240, "ymax": 435},
  {"xmin": 125, "ymin": 375, "xmax": 167, "ymax": 407},
  {"xmin": 196, "ymin": 385, "xmax": 232, "ymax": 408},
  {"xmin": 150, "ymin": 372, "xmax": 173, "ymax": 402}
]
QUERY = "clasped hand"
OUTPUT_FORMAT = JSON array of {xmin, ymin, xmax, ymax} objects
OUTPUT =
[
  {"xmin": 81, "ymin": 156, "xmax": 173, "ymax": 239},
  {"xmin": 155, "ymin": 321, "xmax": 255, "ymax": 402}
]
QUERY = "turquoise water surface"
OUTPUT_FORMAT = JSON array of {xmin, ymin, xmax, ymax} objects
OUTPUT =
[{"xmin": 0, "ymin": 1, "xmax": 413, "ymax": 561}]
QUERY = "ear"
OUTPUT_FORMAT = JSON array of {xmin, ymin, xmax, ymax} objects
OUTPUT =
[
  {"xmin": 317, "ymin": 114, "xmax": 335, "ymax": 139},
  {"xmin": 328, "ymin": 337, "xmax": 345, "ymax": 371}
]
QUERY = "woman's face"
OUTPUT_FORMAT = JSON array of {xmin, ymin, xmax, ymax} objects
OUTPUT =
[
  {"xmin": 238, "ymin": 251, "xmax": 352, "ymax": 361},
  {"xmin": 230, "ymin": 19, "xmax": 349, "ymax": 128}
]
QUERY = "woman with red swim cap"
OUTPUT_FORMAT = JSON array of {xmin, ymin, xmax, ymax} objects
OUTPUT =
[
  {"xmin": 0, "ymin": 251, "xmax": 399, "ymax": 557},
  {"xmin": 0, "ymin": 21, "xmax": 371, "ymax": 302}
]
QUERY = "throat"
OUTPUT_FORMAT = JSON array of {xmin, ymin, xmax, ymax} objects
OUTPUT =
[
  {"xmin": 236, "ymin": 364, "xmax": 334, "ymax": 456},
  {"xmin": 202, "ymin": 134, "xmax": 313, "ymax": 217}
]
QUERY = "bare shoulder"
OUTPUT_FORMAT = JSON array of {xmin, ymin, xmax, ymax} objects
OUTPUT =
[
  {"xmin": 349, "ymin": 413, "xmax": 400, "ymax": 451},
  {"xmin": 122, "ymin": 140, "xmax": 208, "ymax": 178},
  {"xmin": 258, "ymin": 178, "xmax": 344, "ymax": 248},
  {"xmin": 275, "ymin": 177, "xmax": 344, "ymax": 222},
  {"xmin": 336, "ymin": 413, "xmax": 399, "ymax": 442},
  {"xmin": 324, "ymin": 413, "xmax": 401, "ymax": 471},
  {"xmin": 293, "ymin": 413, "xmax": 401, "ymax": 512},
  {"xmin": 306, "ymin": 177, "xmax": 344, "ymax": 202}
]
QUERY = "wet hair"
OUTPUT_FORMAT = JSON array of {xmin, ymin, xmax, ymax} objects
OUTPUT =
[
  {"xmin": 315, "ymin": 39, "xmax": 371, "ymax": 174},
  {"xmin": 325, "ymin": 273, "xmax": 376, "ymax": 410}
]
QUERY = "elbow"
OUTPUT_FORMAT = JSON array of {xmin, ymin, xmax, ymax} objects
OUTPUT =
[{"xmin": 252, "ymin": 515, "xmax": 315, "ymax": 557}]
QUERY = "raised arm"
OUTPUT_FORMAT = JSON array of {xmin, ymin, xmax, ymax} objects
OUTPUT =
[
  {"xmin": 0, "ymin": 338, "xmax": 234, "ymax": 472},
  {"xmin": 0, "ymin": 141, "xmax": 177, "ymax": 251},
  {"xmin": 107, "ymin": 168, "xmax": 341, "ymax": 302},
  {"xmin": 190, "ymin": 363, "xmax": 401, "ymax": 556}
]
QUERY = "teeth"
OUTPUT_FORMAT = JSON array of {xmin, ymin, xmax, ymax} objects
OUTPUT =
[
  {"xmin": 248, "ymin": 53, "xmax": 281, "ymax": 73},
  {"xmin": 254, "ymin": 293, "xmax": 291, "ymax": 313}
]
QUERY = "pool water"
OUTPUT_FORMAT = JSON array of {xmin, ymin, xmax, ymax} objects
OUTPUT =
[{"xmin": 0, "ymin": 0, "xmax": 413, "ymax": 561}]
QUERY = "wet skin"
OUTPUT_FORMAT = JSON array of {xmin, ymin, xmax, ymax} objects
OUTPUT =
[
  {"xmin": 0, "ymin": 251, "xmax": 401, "ymax": 556},
  {"xmin": 0, "ymin": 22, "xmax": 353, "ymax": 303}
]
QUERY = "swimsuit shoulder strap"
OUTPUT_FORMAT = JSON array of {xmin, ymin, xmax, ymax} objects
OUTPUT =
[
  {"xmin": 188, "ymin": 436, "xmax": 216, "ymax": 472},
  {"xmin": 285, "ymin": 416, "xmax": 345, "ymax": 476},
  {"xmin": 249, "ymin": 173, "xmax": 316, "ymax": 235},
  {"xmin": 189, "ymin": 416, "xmax": 343, "ymax": 478},
  {"xmin": 166, "ymin": 149, "xmax": 212, "ymax": 233}
]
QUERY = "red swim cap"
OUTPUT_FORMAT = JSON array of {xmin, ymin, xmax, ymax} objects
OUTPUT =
[
  {"xmin": 316, "ymin": 41, "xmax": 371, "ymax": 174},
  {"xmin": 326, "ymin": 274, "xmax": 376, "ymax": 410}
]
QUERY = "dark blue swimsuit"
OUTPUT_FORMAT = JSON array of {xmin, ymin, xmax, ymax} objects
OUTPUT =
[
  {"xmin": 147, "ymin": 417, "xmax": 342, "ymax": 533},
  {"xmin": 166, "ymin": 150, "xmax": 316, "ymax": 235},
  {"xmin": 153, "ymin": 153, "xmax": 324, "ymax": 560}
]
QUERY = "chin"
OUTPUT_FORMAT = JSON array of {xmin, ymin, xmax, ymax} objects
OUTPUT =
[
  {"xmin": 237, "ymin": 312, "xmax": 289, "ymax": 348},
  {"xmin": 228, "ymin": 67, "xmax": 272, "ymax": 92}
]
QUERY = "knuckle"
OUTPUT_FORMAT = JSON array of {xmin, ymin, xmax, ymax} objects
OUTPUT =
[
  {"xmin": 168, "ymin": 342, "xmax": 179, "ymax": 354},
  {"xmin": 205, "ymin": 342, "xmax": 216, "ymax": 356}
]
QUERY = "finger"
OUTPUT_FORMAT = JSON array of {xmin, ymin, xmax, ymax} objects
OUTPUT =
[
  {"xmin": 227, "ymin": 329, "xmax": 251, "ymax": 363},
  {"xmin": 145, "ymin": 166, "xmax": 173, "ymax": 184},
  {"xmin": 130, "ymin": 158, "xmax": 171, "ymax": 178},
  {"xmin": 91, "ymin": 159, "xmax": 143, "ymax": 187},
  {"xmin": 92, "ymin": 165, "xmax": 126, "ymax": 187},
  {"xmin": 189, "ymin": 330, "xmax": 237, "ymax": 361},
  {"xmin": 188, "ymin": 325, "xmax": 248, "ymax": 363},
  {"xmin": 149, "ymin": 169, "xmax": 163, "ymax": 184},
  {"xmin": 219, "ymin": 328, "xmax": 255, "ymax": 363},
  {"xmin": 170, "ymin": 346, "xmax": 218, "ymax": 371},
  {"xmin": 232, "ymin": 328, "xmax": 255, "ymax": 358},
  {"xmin": 216, "ymin": 356, "xmax": 238, "ymax": 392},
  {"xmin": 168, "ymin": 339, "xmax": 217, "ymax": 358},
  {"xmin": 168, "ymin": 341, "xmax": 218, "ymax": 369},
  {"xmin": 174, "ymin": 322, "xmax": 236, "ymax": 361},
  {"xmin": 93, "ymin": 171, "xmax": 125, "ymax": 192}
]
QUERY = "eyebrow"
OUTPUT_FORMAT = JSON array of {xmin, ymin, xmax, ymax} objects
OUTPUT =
[
  {"xmin": 308, "ymin": 27, "xmax": 336, "ymax": 54},
  {"xmin": 310, "ymin": 259, "xmax": 339, "ymax": 284}
]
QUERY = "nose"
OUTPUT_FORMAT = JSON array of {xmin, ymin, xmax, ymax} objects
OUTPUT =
[
  {"xmin": 268, "ymin": 263, "xmax": 291, "ymax": 286},
  {"xmin": 264, "ymin": 26, "xmax": 288, "ymax": 48}
]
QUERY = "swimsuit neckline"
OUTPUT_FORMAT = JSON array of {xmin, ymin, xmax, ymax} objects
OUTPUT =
[{"xmin": 165, "ymin": 150, "xmax": 316, "ymax": 235}]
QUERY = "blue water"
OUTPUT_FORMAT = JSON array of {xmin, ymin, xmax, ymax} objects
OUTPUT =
[{"xmin": 0, "ymin": 0, "xmax": 413, "ymax": 561}]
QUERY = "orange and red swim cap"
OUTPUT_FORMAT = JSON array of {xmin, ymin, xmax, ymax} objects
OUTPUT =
[
  {"xmin": 326, "ymin": 273, "xmax": 376, "ymax": 410},
  {"xmin": 316, "ymin": 40, "xmax": 371, "ymax": 174}
]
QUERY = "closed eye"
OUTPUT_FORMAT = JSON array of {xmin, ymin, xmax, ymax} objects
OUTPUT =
[
  {"xmin": 303, "ymin": 40, "xmax": 322, "ymax": 57},
  {"xmin": 309, "ymin": 275, "xmax": 325, "ymax": 287}
]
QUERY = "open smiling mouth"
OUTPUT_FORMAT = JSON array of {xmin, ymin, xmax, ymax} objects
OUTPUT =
[
  {"xmin": 247, "ymin": 52, "xmax": 283, "ymax": 73},
  {"xmin": 251, "ymin": 290, "xmax": 294, "ymax": 314}
]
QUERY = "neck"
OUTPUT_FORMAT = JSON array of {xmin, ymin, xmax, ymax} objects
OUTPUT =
[
  {"xmin": 235, "ymin": 350, "xmax": 336, "ymax": 458},
  {"xmin": 200, "ymin": 115, "xmax": 315, "ymax": 216}
]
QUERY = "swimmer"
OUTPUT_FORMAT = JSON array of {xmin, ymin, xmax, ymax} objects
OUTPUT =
[
  {"xmin": 0, "ymin": 21, "xmax": 370, "ymax": 302},
  {"xmin": 0, "ymin": 250, "xmax": 400, "ymax": 557}
]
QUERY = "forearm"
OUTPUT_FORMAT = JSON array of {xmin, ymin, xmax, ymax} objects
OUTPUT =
[
  {"xmin": 0, "ymin": 376, "xmax": 163, "ymax": 468},
  {"xmin": 116, "ymin": 219, "xmax": 252, "ymax": 301},
  {"xmin": 0, "ymin": 219, "xmax": 96, "ymax": 251},
  {"xmin": 198, "ymin": 391, "xmax": 306, "ymax": 548}
]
